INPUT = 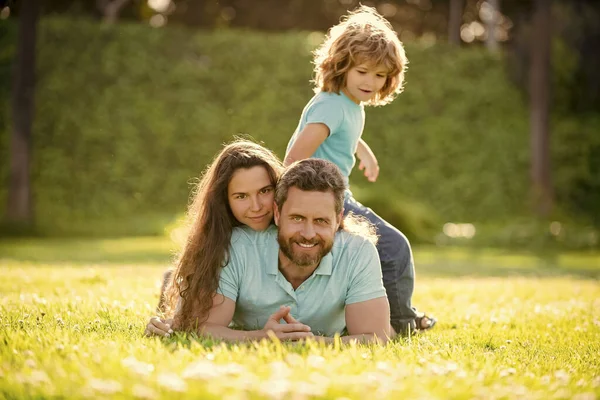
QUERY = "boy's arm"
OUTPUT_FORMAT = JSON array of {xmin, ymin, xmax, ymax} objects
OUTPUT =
[
  {"xmin": 284, "ymin": 123, "xmax": 329, "ymax": 166},
  {"xmin": 356, "ymin": 138, "xmax": 379, "ymax": 182}
]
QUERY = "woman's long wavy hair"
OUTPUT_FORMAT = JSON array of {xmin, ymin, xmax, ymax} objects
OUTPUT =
[{"xmin": 166, "ymin": 139, "xmax": 283, "ymax": 330}]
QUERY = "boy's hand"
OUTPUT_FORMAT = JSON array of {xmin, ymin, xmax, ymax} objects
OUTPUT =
[
  {"xmin": 358, "ymin": 156, "xmax": 379, "ymax": 182},
  {"xmin": 356, "ymin": 139, "xmax": 379, "ymax": 182}
]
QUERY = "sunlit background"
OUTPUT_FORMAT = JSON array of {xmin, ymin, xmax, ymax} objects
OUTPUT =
[
  {"xmin": 1, "ymin": 0, "xmax": 599, "ymax": 251},
  {"xmin": 1, "ymin": 2, "xmax": 600, "ymax": 399}
]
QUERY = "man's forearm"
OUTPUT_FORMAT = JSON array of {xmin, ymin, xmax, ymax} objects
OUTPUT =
[
  {"xmin": 199, "ymin": 323, "xmax": 265, "ymax": 342},
  {"xmin": 314, "ymin": 333, "xmax": 390, "ymax": 345}
]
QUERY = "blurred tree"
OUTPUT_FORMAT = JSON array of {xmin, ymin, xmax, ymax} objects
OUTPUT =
[
  {"xmin": 448, "ymin": 0, "xmax": 464, "ymax": 45},
  {"xmin": 484, "ymin": 0, "xmax": 500, "ymax": 52},
  {"xmin": 529, "ymin": 0, "xmax": 552, "ymax": 217},
  {"xmin": 506, "ymin": 0, "xmax": 600, "ymax": 112},
  {"xmin": 6, "ymin": 0, "xmax": 40, "ymax": 227},
  {"xmin": 96, "ymin": 0, "xmax": 131, "ymax": 23}
]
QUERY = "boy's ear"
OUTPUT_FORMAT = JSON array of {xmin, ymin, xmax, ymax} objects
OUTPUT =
[{"xmin": 273, "ymin": 202, "xmax": 280, "ymax": 226}]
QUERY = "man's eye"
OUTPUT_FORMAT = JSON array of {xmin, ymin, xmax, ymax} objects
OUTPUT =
[
  {"xmin": 260, "ymin": 187, "xmax": 272, "ymax": 194},
  {"xmin": 235, "ymin": 194, "xmax": 247, "ymax": 199}
]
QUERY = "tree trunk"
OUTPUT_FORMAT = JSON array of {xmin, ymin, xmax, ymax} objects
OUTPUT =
[
  {"xmin": 485, "ymin": 0, "xmax": 500, "ymax": 52},
  {"xmin": 448, "ymin": 0, "xmax": 464, "ymax": 45},
  {"xmin": 6, "ymin": 0, "xmax": 40, "ymax": 226},
  {"xmin": 529, "ymin": 0, "xmax": 553, "ymax": 216},
  {"xmin": 96, "ymin": 0, "xmax": 130, "ymax": 24}
]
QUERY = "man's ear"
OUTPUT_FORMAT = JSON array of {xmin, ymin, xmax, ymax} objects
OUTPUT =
[
  {"xmin": 335, "ymin": 210, "xmax": 343, "ymax": 230},
  {"xmin": 273, "ymin": 202, "xmax": 280, "ymax": 226}
]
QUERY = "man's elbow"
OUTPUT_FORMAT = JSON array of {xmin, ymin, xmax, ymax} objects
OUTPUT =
[
  {"xmin": 370, "ymin": 328, "xmax": 392, "ymax": 345},
  {"xmin": 376, "ymin": 332, "xmax": 391, "ymax": 345},
  {"xmin": 347, "ymin": 328, "xmax": 392, "ymax": 345}
]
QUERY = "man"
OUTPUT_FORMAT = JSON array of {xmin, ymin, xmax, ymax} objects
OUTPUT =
[{"xmin": 147, "ymin": 159, "xmax": 391, "ymax": 343}]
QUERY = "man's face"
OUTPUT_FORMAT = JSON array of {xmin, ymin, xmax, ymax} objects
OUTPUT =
[{"xmin": 274, "ymin": 187, "xmax": 342, "ymax": 268}]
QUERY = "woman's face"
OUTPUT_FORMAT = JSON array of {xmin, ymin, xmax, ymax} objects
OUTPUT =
[{"xmin": 227, "ymin": 166, "xmax": 275, "ymax": 231}]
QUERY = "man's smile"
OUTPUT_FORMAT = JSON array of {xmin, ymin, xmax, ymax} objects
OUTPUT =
[{"xmin": 296, "ymin": 242, "xmax": 318, "ymax": 248}]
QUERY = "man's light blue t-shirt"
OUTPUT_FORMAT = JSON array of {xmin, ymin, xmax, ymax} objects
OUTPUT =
[
  {"xmin": 217, "ymin": 225, "xmax": 386, "ymax": 337},
  {"xmin": 286, "ymin": 91, "xmax": 365, "ymax": 186}
]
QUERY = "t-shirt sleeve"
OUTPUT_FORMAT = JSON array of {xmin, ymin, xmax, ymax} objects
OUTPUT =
[
  {"xmin": 217, "ymin": 246, "xmax": 242, "ymax": 302},
  {"xmin": 305, "ymin": 99, "xmax": 343, "ymax": 135},
  {"xmin": 346, "ymin": 240, "xmax": 387, "ymax": 304}
]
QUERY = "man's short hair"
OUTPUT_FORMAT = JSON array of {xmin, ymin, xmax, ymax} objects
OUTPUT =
[{"xmin": 275, "ymin": 159, "xmax": 346, "ymax": 214}]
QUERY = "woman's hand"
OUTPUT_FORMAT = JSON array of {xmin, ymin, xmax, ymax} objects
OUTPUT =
[{"xmin": 144, "ymin": 316, "xmax": 174, "ymax": 337}]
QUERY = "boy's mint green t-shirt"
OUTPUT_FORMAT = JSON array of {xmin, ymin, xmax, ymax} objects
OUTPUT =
[
  {"xmin": 286, "ymin": 91, "xmax": 365, "ymax": 185},
  {"xmin": 217, "ymin": 225, "xmax": 386, "ymax": 337}
]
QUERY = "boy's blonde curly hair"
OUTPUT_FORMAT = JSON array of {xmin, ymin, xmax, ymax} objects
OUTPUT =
[{"xmin": 312, "ymin": 5, "xmax": 408, "ymax": 106}]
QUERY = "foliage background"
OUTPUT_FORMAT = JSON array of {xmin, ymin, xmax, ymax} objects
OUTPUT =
[{"xmin": 0, "ymin": 18, "xmax": 598, "ymax": 246}]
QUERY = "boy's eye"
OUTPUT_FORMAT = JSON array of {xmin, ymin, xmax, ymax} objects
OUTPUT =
[
  {"xmin": 377, "ymin": 74, "xmax": 386, "ymax": 78},
  {"xmin": 357, "ymin": 70, "xmax": 366, "ymax": 74}
]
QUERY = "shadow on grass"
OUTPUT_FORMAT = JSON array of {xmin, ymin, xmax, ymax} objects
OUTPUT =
[
  {"xmin": 0, "ymin": 237, "xmax": 177, "ymax": 265},
  {"xmin": 1, "ymin": 238, "xmax": 598, "ymax": 279},
  {"xmin": 158, "ymin": 332, "xmax": 376, "ymax": 352},
  {"xmin": 415, "ymin": 246, "xmax": 600, "ymax": 279}
]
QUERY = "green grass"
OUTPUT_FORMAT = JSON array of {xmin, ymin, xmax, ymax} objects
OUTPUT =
[{"xmin": 1, "ymin": 237, "xmax": 599, "ymax": 399}]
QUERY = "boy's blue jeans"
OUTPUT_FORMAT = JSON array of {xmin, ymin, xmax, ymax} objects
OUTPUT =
[{"xmin": 344, "ymin": 195, "xmax": 418, "ymax": 334}]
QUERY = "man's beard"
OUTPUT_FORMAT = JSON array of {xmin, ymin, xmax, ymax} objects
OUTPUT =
[{"xmin": 277, "ymin": 233, "xmax": 333, "ymax": 267}]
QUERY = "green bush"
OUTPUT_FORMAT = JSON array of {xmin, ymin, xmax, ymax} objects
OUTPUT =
[{"xmin": 0, "ymin": 18, "xmax": 598, "ymax": 244}]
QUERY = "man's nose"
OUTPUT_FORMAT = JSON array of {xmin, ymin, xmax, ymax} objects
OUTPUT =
[{"xmin": 301, "ymin": 222, "xmax": 316, "ymax": 240}]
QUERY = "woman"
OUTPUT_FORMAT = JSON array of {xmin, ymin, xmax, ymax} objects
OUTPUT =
[{"xmin": 144, "ymin": 139, "xmax": 283, "ymax": 337}]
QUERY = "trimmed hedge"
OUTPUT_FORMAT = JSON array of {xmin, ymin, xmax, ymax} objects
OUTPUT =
[{"xmin": 0, "ymin": 18, "xmax": 598, "ymax": 243}]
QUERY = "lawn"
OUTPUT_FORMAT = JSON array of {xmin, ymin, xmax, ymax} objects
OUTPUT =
[{"xmin": 1, "ymin": 237, "xmax": 599, "ymax": 399}]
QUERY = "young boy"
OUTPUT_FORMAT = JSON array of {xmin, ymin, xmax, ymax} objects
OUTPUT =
[{"xmin": 284, "ymin": 5, "xmax": 435, "ymax": 335}]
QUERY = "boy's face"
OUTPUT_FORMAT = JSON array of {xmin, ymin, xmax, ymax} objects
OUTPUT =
[{"xmin": 343, "ymin": 62, "xmax": 388, "ymax": 104}]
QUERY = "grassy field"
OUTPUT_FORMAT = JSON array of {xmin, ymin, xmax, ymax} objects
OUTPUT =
[{"xmin": 1, "ymin": 237, "xmax": 599, "ymax": 399}]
